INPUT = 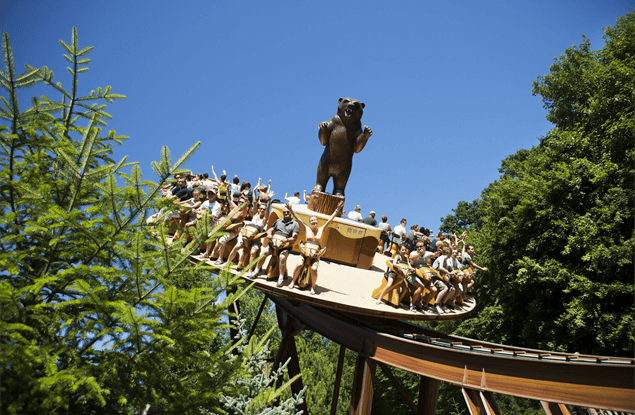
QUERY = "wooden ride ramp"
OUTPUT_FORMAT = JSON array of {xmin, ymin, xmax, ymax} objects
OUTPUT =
[{"xmin": 191, "ymin": 251, "xmax": 476, "ymax": 322}]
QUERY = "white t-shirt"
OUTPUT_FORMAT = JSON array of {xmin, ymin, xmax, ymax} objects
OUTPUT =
[
  {"xmin": 393, "ymin": 224, "xmax": 406, "ymax": 243},
  {"xmin": 199, "ymin": 200, "xmax": 221, "ymax": 219},
  {"xmin": 287, "ymin": 196, "xmax": 301, "ymax": 205},
  {"xmin": 432, "ymin": 255, "xmax": 453, "ymax": 272},
  {"xmin": 201, "ymin": 180, "xmax": 218, "ymax": 192},
  {"xmin": 347, "ymin": 211, "xmax": 362, "ymax": 221}
]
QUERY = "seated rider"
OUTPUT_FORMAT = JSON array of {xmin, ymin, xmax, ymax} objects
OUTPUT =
[
  {"xmin": 253, "ymin": 178, "xmax": 272, "ymax": 206},
  {"xmin": 207, "ymin": 193, "xmax": 251, "ymax": 264},
  {"xmin": 377, "ymin": 215, "xmax": 391, "ymax": 253},
  {"xmin": 251, "ymin": 204, "xmax": 299, "ymax": 286},
  {"xmin": 407, "ymin": 240, "xmax": 438, "ymax": 312},
  {"xmin": 376, "ymin": 244, "xmax": 410, "ymax": 306},
  {"xmin": 227, "ymin": 198, "xmax": 273, "ymax": 269},
  {"xmin": 287, "ymin": 200, "xmax": 344, "ymax": 295},
  {"xmin": 284, "ymin": 191, "xmax": 302, "ymax": 205},
  {"xmin": 175, "ymin": 188, "xmax": 204, "ymax": 240},
  {"xmin": 432, "ymin": 245, "xmax": 461, "ymax": 314},
  {"xmin": 404, "ymin": 224, "xmax": 423, "ymax": 252},
  {"xmin": 461, "ymin": 243, "xmax": 488, "ymax": 297},
  {"xmin": 195, "ymin": 189, "xmax": 223, "ymax": 256},
  {"xmin": 391, "ymin": 219, "xmax": 407, "ymax": 250}
]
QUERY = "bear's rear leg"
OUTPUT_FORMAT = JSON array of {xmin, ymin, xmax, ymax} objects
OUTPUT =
[
  {"xmin": 313, "ymin": 162, "xmax": 330, "ymax": 194},
  {"xmin": 332, "ymin": 171, "xmax": 350, "ymax": 196}
]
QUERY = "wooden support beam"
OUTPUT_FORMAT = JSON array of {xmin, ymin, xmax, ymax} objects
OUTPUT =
[
  {"xmin": 271, "ymin": 306, "xmax": 294, "ymax": 381},
  {"xmin": 271, "ymin": 304, "xmax": 308, "ymax": 414},
  {"xmin": 349, "ymin": 355, "xmax": 376, "ymax": 415},
  {"xmin": 463, "ymin": 387, "xmax": 485, "ymax": 415},
  {"xmin": 463, "ymin": 388, "xmax": 502, "ymax": 415},
  {"xmin": 541, "ymin": 401, "xmax": 572, "ymax": 415},
  {"xmin": 480, "ymin": 391, "xmax": 501, "ymax": 415},
  {"xmin": 330, "ymin": 345, "xmax": 347, "ymax": 415},
  {"xmin": 286, "ymin": 328, "xmax": 309, "ymax": 415},
  {"xmin": 416, "ymin": 375, "xmax": 439, "ymax": 415},
  {"xmin": 227, "ymin": 285, "xmax": 241, "ymax": 354},
  {"xmin": 247, "ymin": 294, "xmax": 268, "ymax": 342},
  {"xmin": 377, "ymin": 361, "xmax": 416, "ymax": 413}
]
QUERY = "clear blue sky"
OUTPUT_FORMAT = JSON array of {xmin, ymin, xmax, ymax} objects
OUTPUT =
[{"xmin": 2, "ymin": 0, "xmax": 632, "ymax": 233}]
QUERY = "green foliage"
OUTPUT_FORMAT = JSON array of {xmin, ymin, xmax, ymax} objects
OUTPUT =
[
  {"xmin": 236, "ymin": 294, "xmax": 358, "ymax": 415},
  {"xmin": 439, "ymin": 200, "xmax": 483, "ymax": 234},
  {"xmin": 295, "ymin": 332, "xmax": 356, "ymax": 415},
  {"xmin": 210, "ymin": 319, "xmax": 305, "ymax": 415},
  {"xmin": 371, "ymin": 365, "xmax": 419, "ymax": 414},
  {"xmin": 238, "ymin": 290, "xmax": 282, "ymax": 352},
  {"xmin": 0, "ymin": 28, "xmax": 297, "ymax": 414},
  {"xmin": 439, "ymin": 12, "xmax": 634, "ymax": 357}
]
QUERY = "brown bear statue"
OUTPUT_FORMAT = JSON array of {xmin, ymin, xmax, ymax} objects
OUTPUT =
[{"xmin": 312, "ymin": 97, "xmax": 372, "ymax": 196}]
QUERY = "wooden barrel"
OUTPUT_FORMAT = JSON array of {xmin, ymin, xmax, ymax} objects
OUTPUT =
[{"xmin": 307, "ymin": 190, "xmax": 345, "ymax": 216}]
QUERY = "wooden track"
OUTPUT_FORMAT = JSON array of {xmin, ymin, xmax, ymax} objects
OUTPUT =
[
  {"xmin": 271, "ymin": 295, "xmax": 635, "ymax": 413},
  {"xmin": 190, "ymin": 251, "xmax": 476, "ymax": 321}
]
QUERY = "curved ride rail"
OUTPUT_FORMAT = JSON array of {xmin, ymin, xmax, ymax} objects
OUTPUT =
[{"xmin": 270, "ymin": 294, "xmax": 635, "ymax": 413}]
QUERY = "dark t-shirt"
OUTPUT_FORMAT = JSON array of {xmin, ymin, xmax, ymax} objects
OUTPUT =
[
  {"xmin": 411, "ymin": 255, "xmax": 428, "ymax": 269},
  {"xmin": 172, "ymin": 186, "xmax": 192, "ymax": 202},
  {"xmin": 362, "ymin": 216, "xmax": 378, "ymax": 227},
  {"xmin": 271, "ymin": 218, "xmax": 300, "ymax": 238}
]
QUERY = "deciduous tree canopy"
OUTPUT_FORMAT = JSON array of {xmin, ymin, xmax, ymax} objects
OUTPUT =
[{"xmin": 440, "ymin": 12, "xmax": 634, "ymax": 357}]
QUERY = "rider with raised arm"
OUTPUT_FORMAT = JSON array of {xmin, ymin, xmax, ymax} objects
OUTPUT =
[
  {"xmin": 229, "ymin": 197, "xmax": 273, "ymax": 270},
  {"xmin": 287, "ymin": 200, "xmax": 343, "ymax": 295}
]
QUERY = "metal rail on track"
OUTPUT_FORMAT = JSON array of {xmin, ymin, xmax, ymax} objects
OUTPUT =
[{"xmin": 332, "ymin": 310, "xmax": 635, "ymax": 367}]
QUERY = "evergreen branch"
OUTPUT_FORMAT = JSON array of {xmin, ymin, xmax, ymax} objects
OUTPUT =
[
  {"xmin": 52, "ymin": 146, "xmax": 81, "ymax": 177},
  {"xmin": 0, "ymin": 99, "xmax": 11, "ymax": 116},
  {"xmin": 76, "ymin": 46, "xmax": 93, "ymax": 57},
  {"xmin": 171, "ymin": 141, "xmax": 201, "ymax": 173},
  {"xmin": 14, "ymin": 77, "xmax": 39, "ymax": 89},
  {"xmin": 0, "ymin": 33, "xmax": 30, "ymax": 221},
  {"xmin": 72, "ymin": 26, "xmax": 78, "ymax": 54},
  {"xmin": 76, "ymin": 116, "xmax": 99, "ymax": 170},
  {"xmin": 58, "ymin": 40, "xmax": 73, "ymax": 55},
  {"xmin": 15, "ymin": 66, "xmax": 40, "ymax": 83},
  {"xmin": 134, "ymin": 232, "xmax": 143, "ymax": 300},
  {"xmin": 2, "ymin": 33, "xmax": 19, "ymax": 134},
  {"xmin": 63, "ymin": 28, "xmax": 81, "ymax": 131},
  {"xmin": 108, "ymin": 176, "xmax": 122, "ymax": 228},
  {"xmin": 112, "ymin": 155, "xmax": 129, "ymax": 173},
  {"xmin": 40, "ymin": 79, "xmax": 72, "ymax": 101},
  {"xmin": 2, "ymin": 33, "xmax": 17, "ymax": 89}
]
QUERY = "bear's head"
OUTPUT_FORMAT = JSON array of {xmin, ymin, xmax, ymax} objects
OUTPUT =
[{"xmin": 337, "ymin": 97, "xmax": 365, "ymax": 126}]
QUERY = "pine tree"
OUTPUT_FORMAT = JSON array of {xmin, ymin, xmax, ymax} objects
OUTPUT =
[{"xmin": 0, "ymin": 28, "xmax": 299, "ymax": 415}]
